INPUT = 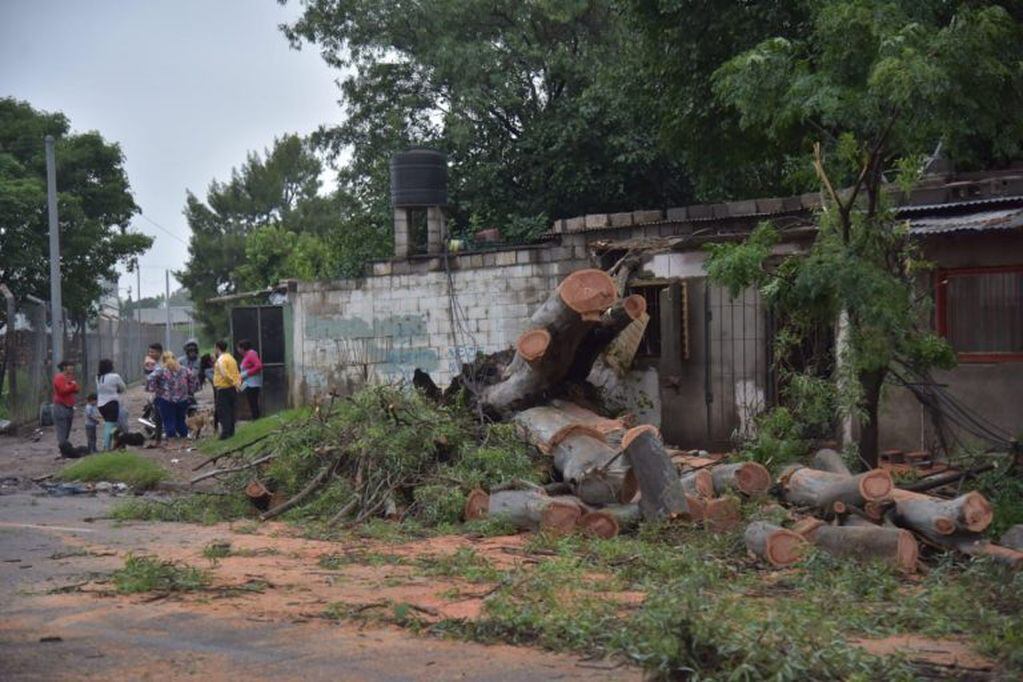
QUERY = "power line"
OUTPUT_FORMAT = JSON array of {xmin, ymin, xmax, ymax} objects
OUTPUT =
[{"xmin": 136, "ymin": 211, "xmax": 190, "ymax": 246}]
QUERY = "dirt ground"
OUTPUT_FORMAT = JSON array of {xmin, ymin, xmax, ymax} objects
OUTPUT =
[
  {"xmin": 0, "ymin": 414, "xmax": 642, "ymax": 681},
  {"xmin": 0, "ymin": 382, "xmax": 216, "ymax": 483}
]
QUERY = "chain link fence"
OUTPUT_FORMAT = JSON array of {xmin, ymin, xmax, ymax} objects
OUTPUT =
[{"xmin": 1, "ymin": 299, "xmax": 190, "ymax": 427}]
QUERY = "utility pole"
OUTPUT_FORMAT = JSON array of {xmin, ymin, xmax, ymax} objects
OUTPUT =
[
  {"xmin": 45, "ymin": 135, "xmax": 64, "ymax": 367},
  {"xmin": 136, "ymin": 265, "xmax": 141, "ymax": 323},
  {"xmin": 164, "ymin": 270, "xmax": 172, "ymax": 351}
]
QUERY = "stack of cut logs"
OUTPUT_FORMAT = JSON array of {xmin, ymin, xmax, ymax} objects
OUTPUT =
[{"xmin": 456, "ymin": 268, "xmax": 1021, "ymax": 571}]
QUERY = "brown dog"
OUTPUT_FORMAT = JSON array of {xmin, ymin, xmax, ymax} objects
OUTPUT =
[{"xmin": 186, "ymin": 409, "xmax": 213, "ymax": 439}]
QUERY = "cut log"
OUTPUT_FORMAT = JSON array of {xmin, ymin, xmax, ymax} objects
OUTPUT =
[
  {"xmin": 710, "ymin": 462, "xmax": 771, "ymax": 496},
  {"xmin": 513, "ymin": 406, "xmax": 579, "ymax": 454},
  {"xmin": 704, "ymin": 496, "xmax": 742, "ymax": 532},
  {"xmin": 577, "ymin": 510, "xmax": 620, "ymax": 539},
  {"xmin": 812, "ymin": 448, "xmax": 852, "ymax": 476},
  {"xmin": 598, "ymin": 503, "xmax": 642, "ymax": 532},
  {"xmin": 679, "ymin": 468, "xmax": 715, "ymax": 499},
  {"xmin": 549, "ymin": 399, "xmax": 629, "ymax": 446},
  {"xmin": 779, "ymin": 465, "xmax": 893, "ymax": 513},
  {"xmin": 464, "ymin": 489, "xmax": 582, "ymax": 533},
  {"xmin": 479, "ymin": 269, "xmax": 617, "ymax": 416},
  {"xmin": 956, "ymin": 539, "xmax": 1023, "ymax": 569},
  {"xmin": 550, "ymin": 424, "xmax": 631, "ymax": 505},
  {"xmin": 744, "ymin": 521, "xmax": 806, "ymax": 567},
  {"xmin": 621, "ymin": 426, "xmax": 688, "ymax": 521},
  {"xmin": 889, "ymin": 489, "xmax": 993, "ymax": 536},
  {"xmin": 801, "ymin": 523, "xmax": 919, "ymax": 573}
]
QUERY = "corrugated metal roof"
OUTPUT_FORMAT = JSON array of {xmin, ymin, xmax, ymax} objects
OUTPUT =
[
  {"xmin": 896, "ymin": 194, "xmax": 1023, "ymax": 214},
  {"xmin": 908, "ymin": 207, "xmax": 1023, "ymax": 235}
]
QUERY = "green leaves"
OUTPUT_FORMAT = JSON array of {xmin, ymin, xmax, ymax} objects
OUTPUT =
[{"xmin": 0, "ymin": 98, "xmax": 151, "ymax": 319}]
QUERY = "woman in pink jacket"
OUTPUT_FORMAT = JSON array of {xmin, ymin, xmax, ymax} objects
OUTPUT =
[{"xmin": 236, "ymin": 339, "xmax": 263, "ymax": 420}]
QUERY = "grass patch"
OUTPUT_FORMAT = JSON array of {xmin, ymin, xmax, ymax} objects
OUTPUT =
[
  {"xmin": 196, "ymin": 407, "xmax": 310, "ymax": 457},
  {"xmin": 111, "ymin": 554, "xmax": 209, "ymax": 593},
  {"xmin": 109, "ymin": 494, "xmax": 250, "ymax": 524},
  {"xmin": 58, "ymin": 451, "xmax": 167, "ymax": 489}
]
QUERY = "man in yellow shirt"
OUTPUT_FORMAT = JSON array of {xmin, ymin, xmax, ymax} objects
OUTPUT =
[{"xmin": 213, "ymin": 339, "xmax": 242, "ymax": 439}]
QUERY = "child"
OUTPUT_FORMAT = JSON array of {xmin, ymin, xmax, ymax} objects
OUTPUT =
[{"xmin": 84, "ymin": 393, "xmax": 101, "ymax": 454}]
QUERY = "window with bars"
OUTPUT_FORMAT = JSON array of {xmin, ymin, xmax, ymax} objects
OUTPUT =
[
  {"xmin": 935, "ymin": 266, "xmax": 1023, "ymax": 362},
  {"xmin": 627, "ymin": 281, "xmax": 688, "ymax": 359}
]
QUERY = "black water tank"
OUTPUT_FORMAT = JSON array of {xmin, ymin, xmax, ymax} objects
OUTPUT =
[{"xmin": 390, "ymin": 149, "xmax": 448, "ymax": 207}]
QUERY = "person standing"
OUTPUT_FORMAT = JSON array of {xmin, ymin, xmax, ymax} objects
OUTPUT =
[
  {"xmin": 143, "ymin": 342, "xmax": 164, "ymax": 441},
  {"xmin": 96, "ymin": 358, "xmax": 127, "ymax": 451},
  {"xmin": 52, "ymin": 360, "xmax": 79, "ymax": 448},
  {"xmin": 146, "ymin": 351, "xmax": 194, "ymax": 444},
  {"xmin": 212, "ymin": 340, "xmax": 241, "ymax": 440},
  {"xmin": 84, "ymin": 393, "xmax": 100, "ymax": 454},
  {"xmin": 237, "ymin": 339, "xmax": 263, "ymax": 420}
]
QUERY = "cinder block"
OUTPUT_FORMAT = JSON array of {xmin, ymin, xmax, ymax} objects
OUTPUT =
[
  {"xmin": 666, "ymin": 206, "xmax": 688, "ymax": 221},
  {"xmin": 549, "ymin": 219, "xmax": 565, "ymax": 233},
  {"xmin": 483, "ymin": 253, "xmax": 497, "ymax": 267},
  {"xmin": 709, "ymin": 203, "xmax": 730, "ymax": 219},
  {"xmin": 687, "ymin": 204, "xmax": 712, "ymax": 220},
  {"xmin": 564, "ymin": 216, "xmax": 586, "ymax": 232},
  {"xmin": 632, "ymin": 209, "xmax": 664, "ymax": 224},
  {"xmin": 800, "ymin": 192, "xmax": 823, "ymax": 209},
  {"xmin": 495, "ymin": 250, "xmax": 517, "ymax": 266},
  {"xmin": 608, "ymin": 212, "xmax": 634, "ymax": 227},
  {"xmin": 755, "ymin": 197, "xmax": 785, "ymax": 214},
  {"xmin": 585, "ymin": 213, "xmax": 610, "ymax": 229},
  {"xmin": 469, "ymin": 254, "xmax": 484, "ymax": 269},
  {"xmin": 727, "ymin": 199, "xmax": 757, "ymax": 216},
  {"xmin": 516, "ymin": 250, "xmax": 532, "ymax": 265}
]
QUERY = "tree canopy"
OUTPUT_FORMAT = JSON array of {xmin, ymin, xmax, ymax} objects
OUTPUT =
[
  {"xmin": 705, "ymin": 0, "xmax": 1023, "ymax": 465},
  {"xmin": 281, "ymin": 0, "xmax": 691, "ymax": 241},
  {"xmin": 179, "ymin": 133, "xmax": 390, "ymax": 335},
  {"xmin": 0, "ymin": 97, "xmax": 151, "ymax": 321}
]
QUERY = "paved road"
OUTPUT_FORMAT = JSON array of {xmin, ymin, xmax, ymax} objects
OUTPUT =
[{"xmin": 0, "ymin": 491, "xmax": 636, "ymax": 681}]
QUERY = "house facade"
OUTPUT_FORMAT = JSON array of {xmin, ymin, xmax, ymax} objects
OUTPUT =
[{"xmin": 276, "ymin": 168, "xmax": 1022, "ymax": 454}]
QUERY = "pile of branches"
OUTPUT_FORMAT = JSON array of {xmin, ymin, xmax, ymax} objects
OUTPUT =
[{"xmin": 189, "ymin": 385, "xmax": 544, "ymax": 527}]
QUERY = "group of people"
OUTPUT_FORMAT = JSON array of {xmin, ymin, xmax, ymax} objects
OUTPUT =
[{"xmin": 51, "ymin": 338, "xmax": 264, "ymax": 455}]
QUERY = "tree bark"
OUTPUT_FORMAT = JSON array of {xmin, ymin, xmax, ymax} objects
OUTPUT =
[
  {"xmin": 812, "ymin": 448, "xmax": 852, "ymax": 476},
  {"xmin": 551, "ymin": 424, "xmax": 631, "ymax": 505},
  {"xmin": 710, "ymin": 462, "xmax": 771, "ymax": 496},
  {"xmin": 745, "ymin": 521, "xmax": 807, "ymax": 567},
  {"xmin": 597, "ymin": 503, "xmax": 642, "ymax": 533},
  {"xmin": 463, "ymin": 489, "xmax": 582, "ymax": 533},
  {"xmin": 679, "ymin": 468, "xmax": 715, "ymax": 499},
  {"xmin": 803, "ymin": 523, "xmax": 918, "ymax": 573},
  {"xmin": 566, "ymin": 294, "xmax": 647, "ymax": 382},
  {"xmin": 858, "ymin": 368, "xmax": 886, "ymax": 470},
  {"xmin": 479, "ymin": 269, "xmax": 617, "ymax": 416},
  {"xmin": 779, "ymin": 465, "xmax": 893, "ymax": 514},
  {"xmin": 621, "ymin": 426, "xmax": 690, "ymax": 521},
  {"xmin": 889, "ymin": 489, "xmax": 993, "ymax": 536}
]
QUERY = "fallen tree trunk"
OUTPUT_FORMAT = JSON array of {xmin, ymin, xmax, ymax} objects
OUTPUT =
[
  {"xmin": 621, "ymin": 426, "xmax": 691, "ymax": 521},
  {"xmin": 889, "ymin": 489, "xmax": 994, "ymax": 536},
  {"xmin": 711, "ymin": 462, "xmax": 771, "ymax": 497},
  {"xmin": 551, "ymin": 425, "xmax": 632, "ymax": 505},
  {"xmin": 463, "ymin": 489, "xmax": 582, "ymax": 533},
  {"xmin": 745, "ymin": 521, "xmax": 806, "ymax": 567},
  {"xmin": 549, "ymin": 399, "xmax": 629, "ymax": 446},
  {"xmin": 566, "ymin": 294, "xmax": 647, "ymax": 383},
  {"xmin": 812, "ymin": 448, "xmax": 852, "ymax": 476},
  {"xmin": 801, "ymin": 523, "xmax": 919, "ymax": 573},
  {"xmin": 955, "ymin": 537, "xmax": 1023, "ymax": 569},
  {"xmin": 779, "ymin": 465, "xmax": 893, "ymax": 514},
  {"xmin": 479, "ymin": 269, "xmax": 617, "ymax": 416},
  {"xmin": 900, "ymin": 463, "xmax": 996, "ymax": 493}
]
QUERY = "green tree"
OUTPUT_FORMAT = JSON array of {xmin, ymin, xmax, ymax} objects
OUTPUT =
[
  {"xmin": 178, "ymin": 134, "xmax": 333, "ymax": 334},
  {"xmin": 705, "ymin": 1, "xmax": 1023, "ymax": 466},
  {"xmin": 0, "ymin": 97, "xmax": 151, "ymax": 321},
  {"xmin": 281, "ymin": 0, "xmax": 691, "ymax": 241}
]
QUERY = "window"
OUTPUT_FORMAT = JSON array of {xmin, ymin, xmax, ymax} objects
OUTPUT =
[
  {"xmin": 627, "ymin": 281, "xmax": 688, "ymax": 359},
  {"xmin": 935, "ymin": 266, "xmax": 1023, "ymax": 362}
]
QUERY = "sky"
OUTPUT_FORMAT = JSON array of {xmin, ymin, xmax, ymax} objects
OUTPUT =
[{"xmin": 0, "ymin": 0, "xmax": 343, "ymax": 299}]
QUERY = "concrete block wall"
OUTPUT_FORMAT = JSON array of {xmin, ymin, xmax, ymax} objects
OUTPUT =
[{"xmin": 290, "ymin": 247, "xmax": 589, "ymax": 402}]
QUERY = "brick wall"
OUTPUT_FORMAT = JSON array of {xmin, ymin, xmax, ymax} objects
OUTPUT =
[{"xmin": 290, "ymin": 247, "xmax": 588, "ymax": 402}]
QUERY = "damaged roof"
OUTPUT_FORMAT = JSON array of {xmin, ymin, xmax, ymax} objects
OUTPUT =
[{"xmin": 908, "ymin": 205, "xmax": 1023, "ymax": 235}]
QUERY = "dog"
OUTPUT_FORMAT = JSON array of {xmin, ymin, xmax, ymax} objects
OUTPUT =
[
  {"xmin": 111, "ymin": 428, "xmax": 146, "ymax": 449},
  {"xmin": 186, "ymin": 408, "xmax": 213, "ymax": 440},
  {"xmin": 58, "ymin": 440, "xmax": 90, "ymax": 459}
]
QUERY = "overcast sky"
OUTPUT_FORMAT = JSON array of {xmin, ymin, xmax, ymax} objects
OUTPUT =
[{"xmin": 0, "ymin": 0, "xmax": 342, "ymax": 299}]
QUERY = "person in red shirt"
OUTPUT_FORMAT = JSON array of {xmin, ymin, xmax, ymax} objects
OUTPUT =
[{"xmin": 52, "ymin": 360, "xmax": 79, "ymax": 448}]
